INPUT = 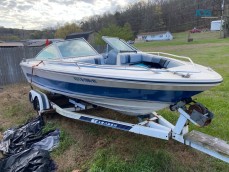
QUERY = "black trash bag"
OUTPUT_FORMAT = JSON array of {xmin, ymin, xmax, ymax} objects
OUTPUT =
[
  {"xmin": 0, "ymin": 148, "xmax": 56, "ymax": 172},
  {"xmin": 31, "ymin": 129, "xmax": 60, "ymax": 151},
  {"xmin": 0, "ymin": 116, "xmax": 45, "ymax": 155}
]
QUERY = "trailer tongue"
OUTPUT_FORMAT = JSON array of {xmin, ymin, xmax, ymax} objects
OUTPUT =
[{"xmin": 29, "ymin": 90, "xmax": 229, "ymax": 163}]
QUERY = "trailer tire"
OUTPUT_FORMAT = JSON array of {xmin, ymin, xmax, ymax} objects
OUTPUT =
[
  {"xmin": 33, "ymin": 97, "xmax": 40, "ymax": 112},
  {"xmin": 29, "ymin": 92, "xmax": 33, "ymax": 103}
]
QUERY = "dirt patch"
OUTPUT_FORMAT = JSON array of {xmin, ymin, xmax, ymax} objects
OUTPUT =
[
  {"xmin": 0, "ymin": 84, "xmax": 35, "ymax": 129},
  {"xmin": 46, "ymin": 114, "xmax": 114, "ymax": 171},
  {"xmin": 0, "ymin": 132, "xmax": 3, "ymax": 141},
  {"xmin": 0, "ymin": 152, "xmax": 3, "ymax": 159},
  {"xmin": 54, "ymin": 145, "xmax": 79, "ymax": 171}
]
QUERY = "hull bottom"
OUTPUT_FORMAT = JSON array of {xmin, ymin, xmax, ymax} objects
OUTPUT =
[{"xmin": 32, "ymin": 82, "xmax": 170, "ymax": 116}]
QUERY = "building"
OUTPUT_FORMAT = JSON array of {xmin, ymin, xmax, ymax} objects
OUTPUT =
[
  {"xmin": 26, "ymin": 39, "xmax": 64, "ymax": 47},
  {"xmin": 137, "ymin": 31, "xmax": 173, "ymax": 41},
  {"xmin": 210, "ymin": 20, "xmax": 224, "ymax": 31},
  {"xmin": 0, "ymin": 42, "xmax": 24, "ymax": 48}
]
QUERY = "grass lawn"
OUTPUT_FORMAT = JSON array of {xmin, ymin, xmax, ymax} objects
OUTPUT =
[{"xmin": 0, "ymin": 31, "xmax": 229, "ymax": 171}]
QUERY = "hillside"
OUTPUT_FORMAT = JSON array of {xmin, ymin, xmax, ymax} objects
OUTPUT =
[
  {"xmin": 0, "ymin": 27, "xmax": 35, "ymax": 41},
  {"xmin": 0, "ymin": 27, "xmax": 55, "ymax": 41},
  {"xmin": 81, "ymin": 0, "xmax": 229, "ymax": 35}
]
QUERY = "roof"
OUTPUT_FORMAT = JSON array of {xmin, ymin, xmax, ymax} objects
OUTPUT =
[
  {"xmin": 65, "ymin": 31, "xmax": 93, "ymax": 40},
  {"xmin": 0, "ymin": 42, "xmax": 24, "ymax": 47},
  {"xmin": 27, "ymin": 41, "xmax": 46, "ymax": 47},
  {"xmin": 138, "ymin": 31, "xmax": 171, "ymax": 36},
  {"xmin": 27, "ymin": 39, "xmax": 63, "ymax": 43},
  {"xmin": 26, "ymin": 39, "xmax": 64, "ymax": 47},
  {"xmin": 211, "ymin": 20, "xmax": 224, "ymax": 23}
]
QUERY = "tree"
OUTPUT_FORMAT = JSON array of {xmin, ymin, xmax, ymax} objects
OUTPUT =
[
  {"xmin": 55, "ymin": 23, "xmax": 82, "ymax": 38},
  {"xmin": 81, "ymin": 0, "xmax": 228, "ymax": 34},
  {"xmin": 81, "ymin": 14, "xmax": 116, "ymax": 32},
  {"xmin": 42, "ymin": 27, "xmax": 55, "ymax": 39},
  {"xmin": 30, "ymin": 31, "xmax": 42, "ymax": 39},
  {"xmin": 0, "ymin": 35, "xmax": 20, "ymax": 41},
  {"xmin": 95, "ymin": 23, "xmax": 134, "ymax": 45}
]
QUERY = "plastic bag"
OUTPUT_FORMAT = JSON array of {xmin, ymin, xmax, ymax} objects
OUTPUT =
[{"xmin": 0, "ymin": 148, "xmax": 56, "ymax": 172}]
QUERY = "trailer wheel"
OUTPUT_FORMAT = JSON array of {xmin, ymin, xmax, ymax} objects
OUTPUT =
[
  {"xmin": 29, "ymin": 92, "xmax": 33, "ymax": 103},
  {"xmin": 33, "ymin": 97, "xmax": 40, "ymax": 112}
]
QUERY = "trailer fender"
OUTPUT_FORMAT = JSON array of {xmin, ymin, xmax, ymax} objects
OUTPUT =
[{"xmin": 29, "ymin": 90, "xmax": 50, "ymax": 111}]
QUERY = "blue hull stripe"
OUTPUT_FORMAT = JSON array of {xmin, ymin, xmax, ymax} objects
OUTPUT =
[{"xmin": 27, "ymin": 74, "xmax": 201, "ymax": 103}]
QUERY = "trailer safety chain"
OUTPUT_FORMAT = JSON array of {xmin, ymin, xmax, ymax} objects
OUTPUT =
[{"xmin": 30, "ymin": 61, "xmax": 44, "ymax": 90}]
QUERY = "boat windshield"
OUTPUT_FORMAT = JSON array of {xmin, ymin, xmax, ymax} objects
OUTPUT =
[
  {"xmin": 56, "ymin": 39, "xmax": 98, "ymax": 58},
  {"xmin": 102, "ymin": 36, "xmax": 137, "ymax": 53}
]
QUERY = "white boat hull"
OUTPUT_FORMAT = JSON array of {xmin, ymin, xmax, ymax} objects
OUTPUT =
[{"xmin": 20, "ymin": 62, "xmax": 222, "ymax": 116}]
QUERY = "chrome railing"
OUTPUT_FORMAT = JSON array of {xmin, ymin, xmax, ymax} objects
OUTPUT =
[{"xmin": 146, "ymin": 52, "xmax": 195, "ymax": 66}]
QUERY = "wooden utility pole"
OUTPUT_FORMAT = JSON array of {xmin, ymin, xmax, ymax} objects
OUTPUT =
[{"xmin": 220, "ymin": 0, "xmax": 225, "ymax": 38}]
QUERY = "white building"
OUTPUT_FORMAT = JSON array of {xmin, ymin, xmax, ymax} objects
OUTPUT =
[
  {"xmin": 211, "ymin": 20, "xmax": 224, "ymax": 31},
  {"xmin": 137, "ymin": 31, "xmax": 173, "ymax": 41}
]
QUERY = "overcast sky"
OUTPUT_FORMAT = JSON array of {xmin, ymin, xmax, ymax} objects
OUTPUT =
[{"xmin": 0, "ymin": 0, "xmax": 145, "ymax": 30}]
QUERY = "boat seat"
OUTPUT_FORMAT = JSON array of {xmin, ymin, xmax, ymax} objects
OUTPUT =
[
  {"xmin": 120, "ymin": 54, "xmax": 142, "ymax": 64},
  {"xmin": 94, "ymin": 56, "xmax": 105, "ymax": 65},
  {"xmin": 106, "ymin": 51, "xmax": 172, "ymax": 68},
  {"xmin": 159, "ymin": 58, "xmax": 170, "ymax": 68},
  {"xmin": 120, "ymin": 54, "xmax": 130, "ymax": 64},
  {"xmin": 105, "ymin": 50, "xmax": 117, "ymax": 65},
  {"xmin": 142, "ymin": 54, "xmax": 170, "ymax": 68},
  {"xmin": 120, "ymin": 53, "xmax": 165, "ymax": 66},
  {"xmin": 76, "ymin": 55, "xmax": 105, "ymax": 65},
  {"xmin": 77, "ymin": 57, "xmax": 95, "ymax": 64},
  {"xmin": 142, "ymin": 54, "xmax": 161, "ymax": 63},
  {"xmin": 130, "ymin": 54, "xmax": 142, "ymax": 63}
]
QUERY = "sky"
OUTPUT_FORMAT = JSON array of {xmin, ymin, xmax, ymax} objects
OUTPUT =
[{"xmin": 0, "ymin": 0, "xmax": 145, "ymax": 30}]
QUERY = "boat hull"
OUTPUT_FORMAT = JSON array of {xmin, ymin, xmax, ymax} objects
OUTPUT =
[{"xmin": 20, "ymin": 64, "xmax": 220, "ymax": 116}]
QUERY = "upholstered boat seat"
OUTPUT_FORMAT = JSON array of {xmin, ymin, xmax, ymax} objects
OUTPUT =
[
  {"xmin": 118, "ymin": 53, "xmax": 171, "ymax": 68},
  {"xmin": 120, "ymin": 54, "xmax": 142, "ymax": 64},
  {"xmin": 105, "ymin": 50, "xmax": 117, "ymax": 65},
  {"xmin": 142, "ymin": 54, "xmax": 161, "ymax": 63},
  {"xmin": 75, "ymin": 51, "xmax": 179, "ymax": 69},
  {"xmin": 76, "ymin": 55, "xmax": 105, "ymax": 64}
]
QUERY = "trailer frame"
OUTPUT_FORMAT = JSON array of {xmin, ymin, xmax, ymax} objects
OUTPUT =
[{"xmin": 29, "ymin": 90, "xmax": 229, "ymax": 163}]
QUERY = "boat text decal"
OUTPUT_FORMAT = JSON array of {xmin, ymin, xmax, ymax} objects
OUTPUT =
[
  {"xmin": 79, "ymin": 116, "xmax": 132, "ymax": 131},
  {"xmin": 74, "ymin": 77, "xmax": 97, "ymax": 83}
]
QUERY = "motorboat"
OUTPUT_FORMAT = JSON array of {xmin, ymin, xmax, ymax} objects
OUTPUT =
[
  {"xmin": 20, "ymin": 36, "xmax": 223, "ymax": 116},
  {"xmin": 22, "ymin": 37, "xmax": 229, "ymax": 164}
]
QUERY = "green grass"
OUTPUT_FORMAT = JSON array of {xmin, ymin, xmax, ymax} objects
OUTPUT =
[
  {"xmin": 87, "ymin": 142, "xmax": 229, "ymax": 172},
  {"xmin": 0, "ymin": 85, "xmax": 35, "ymax": 129},
  {"xmin": 42, "ymin": 121, "xmax": 75, "ymax": 157},
  {"xmin": 136, "ymin": 31, "xmax": 229, "ymax": 48},
  {"xmin": 88, "ymin": 148, "xmax": 184, "ymax": 172}
]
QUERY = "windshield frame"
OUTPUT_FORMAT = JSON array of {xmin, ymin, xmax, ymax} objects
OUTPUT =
[
  {"xmin": 102, "ymin": 36, "xmax": 137, "ymax": 53},
  {"xmin": 54, "ymin": 38, "xmax": 99, "ymax": 59},
  {"xmin": 34, "ymin": 44, "xmax": 62, "ymax": 61}
]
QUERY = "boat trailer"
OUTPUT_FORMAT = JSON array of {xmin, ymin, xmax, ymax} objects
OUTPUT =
[{"xmin": 29, "ymin": 90, "xmax": 229, "ymax": 163}]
